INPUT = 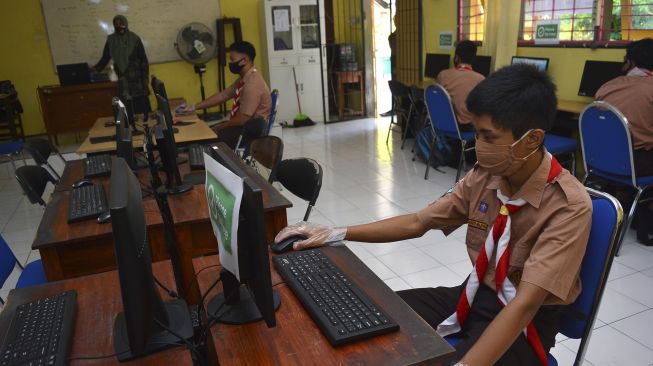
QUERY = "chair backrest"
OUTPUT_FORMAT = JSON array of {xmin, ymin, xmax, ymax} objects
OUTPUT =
[
  {"xmin": 424, "ymin": 84, "xmax": 461, "ymax": 139},
  {"xmin": 266, "ymin": 89, "xmax": 280, "ymax": 135},
  {"xmin": 579, "ymin": 101, "xmax": 636, "ymax": 187},
  {"xmin": 0, "ymin": 234, "xmax": 19, "ymax": 291},
  {"xmin": 15, "ymin": 165, "xmax": 56, "ymax": 206},
  {"xmin": 24, "ymin": 139, "xmax": 56, "ymax": 166},
  {"xmin": 558, "ymin": 188, "xmax": 623, "ymax": 365},
  {"xmin": 388, "ymin": 80, "xmax": 410, "ymax": 98},
  {"xmin": 236, "ymin": 117, "xmax": 267, "ymax": 154},
  {"xmin": 248, "ymin": 136, "xmax": 284, "ymax": 183},
  {"xmin": 276, "ymin": 158, "xmax": 323, "ymax": 221}
]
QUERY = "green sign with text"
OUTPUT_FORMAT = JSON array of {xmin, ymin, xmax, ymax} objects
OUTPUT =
[{"xmin": 536, "ymin": 23, "xmax": 559, "ymax": 39}]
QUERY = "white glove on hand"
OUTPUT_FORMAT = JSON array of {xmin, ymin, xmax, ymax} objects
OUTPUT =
[{"xmin": 274, "ymin": 221, "xmax": 347, "ymax": 250}]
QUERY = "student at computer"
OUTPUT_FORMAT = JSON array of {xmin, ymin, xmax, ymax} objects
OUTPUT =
[
  {"xmin": 276, "ymin": 64, "xmax": 592, "ymax": 366},
  {"xmin": 93, "ymin": 15, "xmax": 150, "ymax": 113},
  {"xmin": 436, "ymin": 40, "xmax": 485, "ymax": 132},
  {"xmin": 595, "ymin": 38, "xmax": 653, "ymax": 245},
  {"xmin": 179, "ymin": 41, "xmax": 272, "ymax": 136}
]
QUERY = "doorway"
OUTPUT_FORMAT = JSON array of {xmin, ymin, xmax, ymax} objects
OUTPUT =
[{"xmin": 371, "ymin": 0, "xmax": 394, "ymax": 117}]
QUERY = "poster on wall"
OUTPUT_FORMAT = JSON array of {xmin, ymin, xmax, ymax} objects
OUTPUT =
[
  {"xmin": 439, "ymin": 31, "xmax": 454, "ymax": 50},
  {"xmin": 534, "ymin": 20, "xmax": 560, "ymax": 45}
]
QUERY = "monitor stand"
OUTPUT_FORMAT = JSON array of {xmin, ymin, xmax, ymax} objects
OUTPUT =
[
  {"xmin": 207, "ymin": 271, "xmax": 281, "ymax": 325},
  {"xmin": 113, "ymin": 299, "xmax": 194, "ymax": 362}
]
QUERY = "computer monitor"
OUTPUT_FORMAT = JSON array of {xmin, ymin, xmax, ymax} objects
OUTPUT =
[
  {"xmin": 424, "ymin": 53, "xmax": 451, "ymax": 78},
  {"xmin": 153, "ymin": 121, "xmax": 191, "ymax": 195},
  {"xmin": 109, "ymin": 156, "xmax": 193, "ymax": 361},
  {"xmin": 155, "ymin": 93, "xmax": 186, "ymax": 165},
  {"xmin": 577, "ymin": 60, "xmax": 624, "ymax": 97},
  {"xmin": 114, "ymin": 99, "xmax": 146, "ymax": 170},
  {"xmin": 117, "ymin": 78, "xmax": 136, "ymax": 130},
  {"xmin": 472, "ymin": 55, "xmax": 492, "ymax": 77},
  {"xmin": 205, "ymin": 144, "xmax": 280, "ymax": 327},
  {"xmin": 151, "ymin": 76, "xmax": 168, "ymax": 100},
  {"xmin": 511, "ymin": 56, "xmax": 550, "ymax": 72}
]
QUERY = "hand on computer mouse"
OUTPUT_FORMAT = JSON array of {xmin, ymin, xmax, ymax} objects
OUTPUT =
[
  {"xmin": 274, "ymin": 222, "xmax": 347, "ymax": 251},
  {"xmin": 176, "ymin": 103, "xmax": 195, "ymax": 114}
]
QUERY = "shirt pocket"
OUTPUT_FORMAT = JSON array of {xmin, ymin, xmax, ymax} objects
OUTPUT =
[
  {"xmin": 466, "ymin": 215, "xmax": 489, "ymax": 252},
  {"xmin": 509, "ymin": 239, "xmax": 532, "ymax": 270}
]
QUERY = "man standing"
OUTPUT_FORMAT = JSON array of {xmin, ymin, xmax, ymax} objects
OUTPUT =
[{"xmin": 94, "ymin": 15, "xmax": 150, "ymax": 115}]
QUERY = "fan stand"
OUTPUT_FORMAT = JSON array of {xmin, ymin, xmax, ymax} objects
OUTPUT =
[{"xmin": 194, "ymin": 64, "xmax": 224, "ymax": 122}]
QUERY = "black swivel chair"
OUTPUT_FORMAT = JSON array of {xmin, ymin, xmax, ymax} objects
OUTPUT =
[
  {"xmin": 276, "ymin": 158, "xmax": 323, "ymax": 221},
  {"xmin": 23, "ymin": 139, "xmax": 66, "ymax": 180},
  {"xmin": 247, "ymin": 136, "xmax": 284, "ymax": 183},
  {"xmin": 15, "ymin": 165, "xmax": 57, "ymax": 206}
]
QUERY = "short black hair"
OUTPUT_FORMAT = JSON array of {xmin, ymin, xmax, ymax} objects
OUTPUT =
[
  {"xmin": 626, "ymin": 38, "xmax": 653, "ymax": 70},
  {"xmin": 229, "ymin": 41, "xmax": 256, "ymax": 62},
  {"xmin": 466, "ymin": 64, "xmax": 557, "ymax": 139},
  {"xmin": 455, "ymin": 40, "xmax": 478, "ymax": 64}
]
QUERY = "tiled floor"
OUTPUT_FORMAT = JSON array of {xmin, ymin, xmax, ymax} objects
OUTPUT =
[{"xmin": 2, "ymin": 119, "xmax": 653, "ymax": 365}]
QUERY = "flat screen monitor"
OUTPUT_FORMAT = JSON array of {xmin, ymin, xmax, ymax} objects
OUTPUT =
[
  {"xmin": 155, "ymin": 93, "xmax": 185, "ymax": 165},
  {"xmin": 151, "ymin": 76, "xmax": 168, "ymax": 100},
  {"xmin": 424, "ymin": 53, "xmax": 451, "ymax": 78},
  {"xmin": 511, "ymin": 56, "xmax": 550, "ymax": 72},
  {"xmin": 109, "ymin": 156, "xmax": 193, "ymax": 361},
  {"xmin": 153, "ymin": 121, "xmax": 191, "ymax": 195},
  {"xmin": 472, "ymin": 55, "xmax": 492, "ymax": 77},
  {"xmin": 205, "ymin": 143, "xmax": 279, "ymax": 327},
  {"xmin": 577, "ymin": 60, "xmax": 624, "ymax": 97}
]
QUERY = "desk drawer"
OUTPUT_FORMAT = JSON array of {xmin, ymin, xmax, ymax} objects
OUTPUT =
[{"xmin": 270, "ymin": 56, "xmax": 298, "ymax": 67}]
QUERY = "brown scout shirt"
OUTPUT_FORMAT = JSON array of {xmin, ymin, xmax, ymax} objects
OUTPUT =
[
  {"xmin": 217, "ymin": 68, "xmax": 272, "ymax": 120},
  {"xmin": 417, "ymin": 151, "xmax": 592, "ymax": 305},
  {"xmin": 595, "ymin": 74, "xmax": 653, "ymax": 150},
  {"xmin": 436, "ymin": 66, "xmax": 485, "ymax": 125}
]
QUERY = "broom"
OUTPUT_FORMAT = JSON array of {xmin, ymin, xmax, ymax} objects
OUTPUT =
[{"xmin": 291, "ymin": 66, "xmax": 315, "ymax": 127}]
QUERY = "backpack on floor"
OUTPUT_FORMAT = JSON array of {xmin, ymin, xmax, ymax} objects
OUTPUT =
[{"xmin": 416, "ymin": 126, "xmax": 454, "ymax": 169}]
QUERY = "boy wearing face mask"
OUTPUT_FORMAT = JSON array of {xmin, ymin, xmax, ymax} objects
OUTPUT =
[
  {"xmin": 275, "ymin": 64, "xmax": 592, "ymax": 366},
  {"xmin": 180, "ymin": 41, "xmax": 272, "ymax": 136}
]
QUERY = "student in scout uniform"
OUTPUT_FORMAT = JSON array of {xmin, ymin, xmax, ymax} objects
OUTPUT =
[
  {"xmin": 595, "ymin": 38, "xmax": 653, "ymax": 245},
  {"xmin": 436, "ymin": 40, "xmax": 486, "ymax": 132},
  {"xmin": 94, "ymin": 15, "xmax": 150, "ymax": 115},
  {"xmin": 179, "ymin": 41, "xmax": 272, "ymax": 145},
  {"xmin": 275, "ymin": 64, "xmax": 592, "ymax": 365}
]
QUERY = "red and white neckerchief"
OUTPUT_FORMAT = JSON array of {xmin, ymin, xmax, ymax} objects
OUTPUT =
[
  {"xmin": 457, "ymin": 64, "xmax": 473, "ymax": 72},
  {"xmin": 437, "ymin": 154, "xmax": 563, "ymax": 366},
  {"xmin": 230, "ymin": 79, "xmax": 246, "ymax": 118},
  {"xmin": 627, "ymin": 67, "xmax": 653, "ymax": 77}
]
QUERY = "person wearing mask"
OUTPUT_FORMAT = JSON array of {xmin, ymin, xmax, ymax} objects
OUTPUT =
[
  {"xmin": 276, "ymin": 64, "xmax": 592, "ymax": 366},
  {"xmin": 94, "ymin": 15, "xmax": 150, "ymax": 115},
  {"xmin": 595, "ymin": 38, "xmax": 653, "ymax": 245},
  {"xmin": 436, "ymin": 40, "xmax": 486, "ymax": 131},
  {"xmin": 179, "ymin": 41, "xmax": 271, "ymax": 143}
]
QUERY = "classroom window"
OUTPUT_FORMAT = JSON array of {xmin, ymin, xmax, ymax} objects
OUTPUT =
[
  {"xmin": 520, "ymin": 0, "xmax": 653, "ymax": 45},
  {"xmin": 458, "ymin": 0, "xmax": 485, "ymax": 43}
]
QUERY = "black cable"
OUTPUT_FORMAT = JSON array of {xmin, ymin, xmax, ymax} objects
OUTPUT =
[
  {"xmin": 154, "ymin": 319, "xmax": 204, "ymax": 363},
  {"xmin": 153, "ymin": 274, "xmax": 179, "ymax": 299}
]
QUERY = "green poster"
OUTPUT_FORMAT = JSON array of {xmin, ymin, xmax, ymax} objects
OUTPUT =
[{"xmin": 206, "ymin": 171, "xmax": 237, "ymax": 254}]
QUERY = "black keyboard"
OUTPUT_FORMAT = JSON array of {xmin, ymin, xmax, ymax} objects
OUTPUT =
[
  {"xmin": 83, "ymin": 154, "xmax": 111, "ymax": 177},
  {"xmin": 67, "ymin": 184, "xmax": 108, "ymax": 223},
  {"xmin": 0, "ymin": 290, "xmax": 76, "ymax": 366},
  {"xmin": 188, "ymin": 144, "xmax": 213, "ymax": 170},
  {"xmin": 273, "ymin": 249, "xmax": 399, "ymax": 346},
  {"xmin": 89, "ymin": 135, "xmax": 115, "ymax": 144}
]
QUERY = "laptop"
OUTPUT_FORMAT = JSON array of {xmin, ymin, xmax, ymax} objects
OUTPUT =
[{"xmin": 57, "ymin": 63, "xmax": 91, "ymax": 86}]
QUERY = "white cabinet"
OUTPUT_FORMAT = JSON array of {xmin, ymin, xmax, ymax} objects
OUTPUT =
[{"xmin": 264, "ymin": 0, "xmax": 328, "ymax": 123}]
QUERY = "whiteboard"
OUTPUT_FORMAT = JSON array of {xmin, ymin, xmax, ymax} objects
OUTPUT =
[{"xmin": 41, "ymin": 0, "xmax": 220, "ymax": 68}]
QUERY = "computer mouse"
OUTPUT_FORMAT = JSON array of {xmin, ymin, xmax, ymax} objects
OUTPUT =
[
  {"xmin": 72, "ymin": 179, "xmax": 93, "ymax": 189},
  {"xmin": 97, "ymin": 211, "xmax": 111, "ymax": 224},
  {"xmin": 271, "ymin": 235, "xmax": 307, "ymax": 254}
]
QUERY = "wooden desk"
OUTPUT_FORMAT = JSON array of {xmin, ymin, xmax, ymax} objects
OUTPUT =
[
  {"xmin": 195, "ymin": 249, "xmax": 456, "ymax": 365},
  {"xmin": 38, "ymin": 83, "xmax": 118, "ymax": 145},
  {"xmin": 336, "ymin": 71, "xmax": 365, "ymax": 119},
  {"xmin": 0, "ymin": 260, "xmax": 193, "ymax": 365},
  {"xmin": 76, "ymin": 114, "xmax": 217, "ymax": 155},
  {"xmin": 557, "ymin": 99, "xmax": 589, "ymax": 115},
  {"xmin": 34, "ymin": 153, "xmax": 292, "ymax": 303}
]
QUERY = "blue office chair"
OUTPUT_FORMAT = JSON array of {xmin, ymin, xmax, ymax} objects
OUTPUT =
[
  {"xmin": 266, "ymin": 89, "xmax": 280, "ymax": 135},
  {"xmin": 0, "ymin": 140, "xmax": 25, "ymax": 173},
  {"xmin": 579, "ymin": 101, "xmax": 653, "ymax": 255},
  {"xmin": 444, "ymin": 188, "xmax": 623, "ymax": 366},
  {"xmin": 544, "ymin": 134, "xmax": 578, "ymax": 176},
  {"xmin": 0, "ymin": 234, "xmax": 48, "ymax": 305},
  {"xmin": 423, "ymin": 84, "xmax": 475, "ymax": 182}
]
